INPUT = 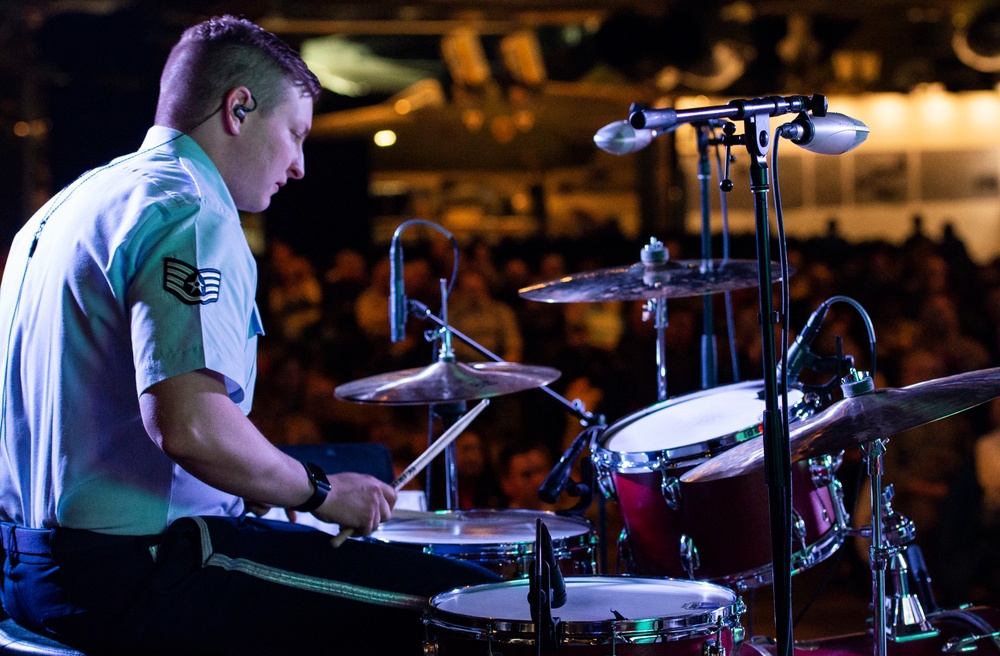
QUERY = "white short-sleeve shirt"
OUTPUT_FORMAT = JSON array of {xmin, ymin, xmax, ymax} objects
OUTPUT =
[{"xmin": 0, "ymin": 126, "xmax": 262, "ymax": 535}]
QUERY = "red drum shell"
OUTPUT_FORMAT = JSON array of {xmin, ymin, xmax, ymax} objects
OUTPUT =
[{"xmin": 594, "ymin": 381, "xmax": 847, "ymax": 589}]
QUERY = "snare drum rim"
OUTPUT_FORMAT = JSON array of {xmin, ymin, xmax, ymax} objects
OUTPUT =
[
  {"xmin": 427, "ymin": 576, "xmax": 745, "ymax": 642},
  {"xmin": 365, "ymin": 508, "xmax": 595, "ymax": 557},
  {"xmin": 594, "ymin": 381, "xmax": 809, "ymax": 473}
]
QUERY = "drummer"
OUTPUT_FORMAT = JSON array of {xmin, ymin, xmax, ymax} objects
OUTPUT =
[{"xmin": 0, "ymin": 15, "xmax": 498, "ymax": 655}]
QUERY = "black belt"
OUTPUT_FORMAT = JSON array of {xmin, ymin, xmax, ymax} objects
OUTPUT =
[
  {"xmin": 0, "ymin": 522, "xmax": 161, "ymax": 559},
  {"xmin": 0, "ymin": 523, "xmax": 53, "ymax": 557}
]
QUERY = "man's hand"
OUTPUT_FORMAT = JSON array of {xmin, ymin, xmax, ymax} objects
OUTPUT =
[{"xmin": 311, "ymin": 472, "xmax": 396, "ymax": 537}]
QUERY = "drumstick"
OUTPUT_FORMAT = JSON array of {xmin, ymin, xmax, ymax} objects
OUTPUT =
[{"xmin": 330, "ymin": 399, "xmax": 489, "ymax": 547}]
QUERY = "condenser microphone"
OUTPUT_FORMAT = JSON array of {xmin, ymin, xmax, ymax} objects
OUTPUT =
[
  {"xmin": 779, "ymin": 112, "xmax": 869, "ymax": 155},
  {"xmin": 389, "ymin": 235, "xmax": 407, "ymax": 343},
  {"xmin": 777, "ymin": 301, "xmax": 831, "ymax": 387},
  {"xmin": 594, "ymin": 120, "xmax": 664, "ymax": 155}
]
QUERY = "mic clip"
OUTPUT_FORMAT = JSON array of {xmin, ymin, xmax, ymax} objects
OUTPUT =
[{"xmin": 529, "ymin": 519, "xmax": 563, "ymax": 652}]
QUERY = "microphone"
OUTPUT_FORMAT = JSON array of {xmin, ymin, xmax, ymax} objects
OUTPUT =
[
  {"xmin": 388, "ymin": 234, "xmax": 407, "ymax": 343},
  {"xmin": 777, "ymin": 301, "xmax": 831, "ymax": 387},
  {"xmin": 538, "ymin": 427, "xmax": 594, "ymax": 504},
  {"xmin": 540, "ymin": 521, "xmax": 566, "ymax": 608},
  {"xmin": 778, "ymin": 112, "xmax": 869, "ymax": 155},
  {"xmin": 593, "ymin": 120, "xmax": 664, "ymax": 155}
]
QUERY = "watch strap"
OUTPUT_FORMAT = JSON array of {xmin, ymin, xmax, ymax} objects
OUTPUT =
[{"xmin": 292, "ymin": 461, "xmax": 331, "ymax": 513}]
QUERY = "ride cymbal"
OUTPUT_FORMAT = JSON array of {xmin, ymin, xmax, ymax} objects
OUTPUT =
[
  {"xmin": 334, "ymin": 360, "xmax": 561, "ymax": 405},
  {"xmin": 681, "ymin": 366, "xmax": 1000, "ymax": 483},
  {"xmin": 518, "ymin": 259, "xmax": 786, "ymax": 303}
]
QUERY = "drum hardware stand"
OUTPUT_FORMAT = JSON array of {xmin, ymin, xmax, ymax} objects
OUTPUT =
[
  {"xmin": 852, "ymin": 461, "xmax": 939, "ymax": 644},
  {"xmin": 847, "ymin": 367, "xmax": 937, "ymax": 656},
  {"xmin": 630, "ymin": 96, "xmax": 830, "ymax": 656},
  {"xmin": 410, "ymin": 295, "xmax": 610, "ymax": 545},
  {"xmin": 421, "ymin": 279, "xmax": 466, "ymax": 510},
  {"xmin": 694, "ymin": 119, "xmax": 736, "ymax": 392},
  {"xmin": 638, "ymin": 238, "xmax": 671, "ymax": 401}
]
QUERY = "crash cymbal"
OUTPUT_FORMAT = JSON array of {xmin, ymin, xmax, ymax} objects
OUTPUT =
[
  {"xmin": 518, "ymin": 259, "xmax": 786, "ymax": 303},
  {"xmin": 681, "ymin": 366, "xmax": 1000, "ymax": 483},
  {"xmin": 334, "ymin": 360, "xmax": 561, "ymax": 405}
]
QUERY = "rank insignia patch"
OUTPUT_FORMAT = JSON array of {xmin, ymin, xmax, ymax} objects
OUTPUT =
[{"xmin": 163, "ymin": 258, "xmax": 221, "ymax": 305}]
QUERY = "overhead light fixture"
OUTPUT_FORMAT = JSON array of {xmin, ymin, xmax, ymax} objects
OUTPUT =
[
  {"xmin": 500, "ymin": 30, "xmax": 547, "ymax": 87},
  {"xmin": 441, "ymin": 27, "xmax": 492, "ymax": 87}
]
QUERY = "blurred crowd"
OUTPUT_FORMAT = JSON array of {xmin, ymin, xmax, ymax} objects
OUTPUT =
[{"xmin": 249, "ymin": 215, "xmax": 1000, "ymax": 607}]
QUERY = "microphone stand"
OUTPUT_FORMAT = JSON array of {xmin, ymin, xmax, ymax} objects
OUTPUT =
[
  {"xmin": 732, "ymin": 99, "xmax": 827, "ymax": 656},
  {"xmin": 529, "ymin": 518, "xmax": 561, "ymax": 654},
  {"xmin": 696, "ymin": 122, "xmax": 719, "ymax": 390}
]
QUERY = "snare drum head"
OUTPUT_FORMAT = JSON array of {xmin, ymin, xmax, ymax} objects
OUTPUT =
[
  {"xmin": 368, "ymin": 509, "xmax": 591, "ymax": 546},
  {"xmin": 432, "ymin": 576, "xmax": 739, "ymax": 628},
  {"xmin": 601, "ymin": 380, "xmax": 804, "ymax": 459}
]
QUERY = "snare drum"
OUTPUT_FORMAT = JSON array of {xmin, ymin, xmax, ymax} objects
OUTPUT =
[
  {"xmin": 593, "ymin": 380, "xmax": 848, "ymax": 590},
  {"xmin": 424, "ymin": 576, "xmax": 746, "ymax": 655},
  {"xmin": 364, "ymin": 509, "xmax": 596, "ymax": 579}
]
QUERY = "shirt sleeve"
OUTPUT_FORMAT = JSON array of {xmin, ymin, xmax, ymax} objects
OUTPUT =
[{"xmin": 128, "ymin": 199, "xmax": 258, "ymax": 407}]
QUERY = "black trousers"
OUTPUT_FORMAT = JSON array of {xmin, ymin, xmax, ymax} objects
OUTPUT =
[{"xmin": 1, "ymin": 516, "xmax": 501, "ymax": 655}]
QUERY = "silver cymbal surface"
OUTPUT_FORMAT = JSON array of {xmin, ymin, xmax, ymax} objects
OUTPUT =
[
  {"xmin": 334, "ymin": 360, "xmax": 561, "ymax": 405},
  {"xmin": 681, "ymin": 366, "xmax": 1000, "ymax": 483},
  {"xmin": 518, "ymin": 259, "xmax": 786, "ymax": 303}
]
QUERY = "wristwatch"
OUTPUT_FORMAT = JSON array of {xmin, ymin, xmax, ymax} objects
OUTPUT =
[{"xmin": 292, "ymin": 461, "xmax": 331, "ymax": 513}]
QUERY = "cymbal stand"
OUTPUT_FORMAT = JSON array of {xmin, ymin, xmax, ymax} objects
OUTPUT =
[
  {"xmin": 426, "ymin": 278, "xmax": 464, "ymax": 510},
  {"xmin": 864, "ymin": 435, "xmax": 893, "ymax": 656},
  {"xmin": 857, "ymin": 450, "xmax": 938, "ymax": 648},
  {"xmin": 639, "ymin": 238, "xmax": 670, "ymax": 401},
  {"xmin": 407, "ymin": 298, "xmax": 602, "ymax": 427}
]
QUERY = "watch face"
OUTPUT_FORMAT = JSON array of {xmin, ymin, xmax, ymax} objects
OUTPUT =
[
  {"xmin": 294, "ymin": 462, "xmax": 331, "ymax": 512},
  {"xmin": 307, "ymin": 462, "xmax": 331, "ymax": 491}
]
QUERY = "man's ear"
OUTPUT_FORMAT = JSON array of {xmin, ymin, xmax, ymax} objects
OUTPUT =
[{"xmin": 223, "ymin": 86, "xmax": 254, "ymax": 134}]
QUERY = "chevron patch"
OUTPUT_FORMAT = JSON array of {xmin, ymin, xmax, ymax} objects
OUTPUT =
[{"xmin": 163, "ymin": 257, "xmax": 221, "ymax": 305}]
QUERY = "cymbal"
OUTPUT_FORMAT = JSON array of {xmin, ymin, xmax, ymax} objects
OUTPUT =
[
  {"xmin": 334, "ymin": 360, "xmax": 561, "ymax": 405},
  {"xmin": 681, "ymin": 366, "xmax": 1000, "ymax": 483},
  {"xmin": 518, "ymin": 259, "xmax": 787, "ymax": 303}
]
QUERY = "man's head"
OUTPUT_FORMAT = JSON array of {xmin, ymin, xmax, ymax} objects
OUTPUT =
[
  {"xmin": 156, "ymin": 15, "xmax": 320, "ymax": 131},
  {"xmin": 156, "ymin": 16, "xmax": 322, "ymax": 213},
  {"xmin": 498, "ymin": 443, "xmax": 552, "ymax": 510}
]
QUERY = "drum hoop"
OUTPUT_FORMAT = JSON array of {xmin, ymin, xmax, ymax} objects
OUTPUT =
[
  {"xmin": 594, "ymin": 381, "xmax": 814, "ymax": 473},
  {"xmin": 365, "ymin": 508, "xmax": 595, "ymax": 553},
  {"xmin": 428, "ymin": 577, "xmax": 745, "ymax": 641},
  {"xmin": 712, "ymin": 521, "xmax": 848, "ymax": 591}
]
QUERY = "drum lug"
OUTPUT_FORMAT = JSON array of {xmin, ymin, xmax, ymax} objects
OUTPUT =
[
  {"xmin": 680, "ymin": 534, "xmax": 701, "ymax": 578},
  {"xmin": 598, "ymin": 467, "xmax": 618, "ymax": 504},
  {"xmin": 702, "ymin": 638, "xmax": 725, "ymax": 656},
  {"xmin": 422, "ymin": 641, "xmax": 438, "ymax": 655},
  {"xmin": 661, "ymin": 474, "xmax": 681, "ymax": 510},
  {"xmin": 792, "ymin": 509, "xmax": 808, "ymax": 550},
  {"xmin": 702, "ymin": 619, "xmax": 731, "ymax": 656},
  {"xmin": 808, "ymin": 452, "xmax": 843, "ymax": 487}
]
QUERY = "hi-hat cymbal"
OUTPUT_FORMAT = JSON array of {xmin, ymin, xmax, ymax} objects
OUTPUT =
[
  {"xmin": 681, "ymin": 366, "xmax": 1000, "ymax": 483},
  {"xmin": 334, "ymin": 360, "xmax": 561, "ymax": 405},
  {"xmin": 518, "ymin": 259, "xmax": 786, "ymax": 303}
]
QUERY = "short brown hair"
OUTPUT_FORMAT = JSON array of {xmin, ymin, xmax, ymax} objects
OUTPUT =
[{"xmin": 156, "ymin": 15, "xmax": 321, "ymax": 130}]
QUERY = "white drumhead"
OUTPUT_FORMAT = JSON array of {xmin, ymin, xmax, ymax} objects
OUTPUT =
[
  {"xmin": 605, "ymin": 381, "xmax": 803, "ymax": 454},
  {"xmin": 432, "ymin": 576, "xmax": 738, "ymax": 623},
  {"xmin": 369, "ymin": 509, "xmax": 590, "ymax": 545}
]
